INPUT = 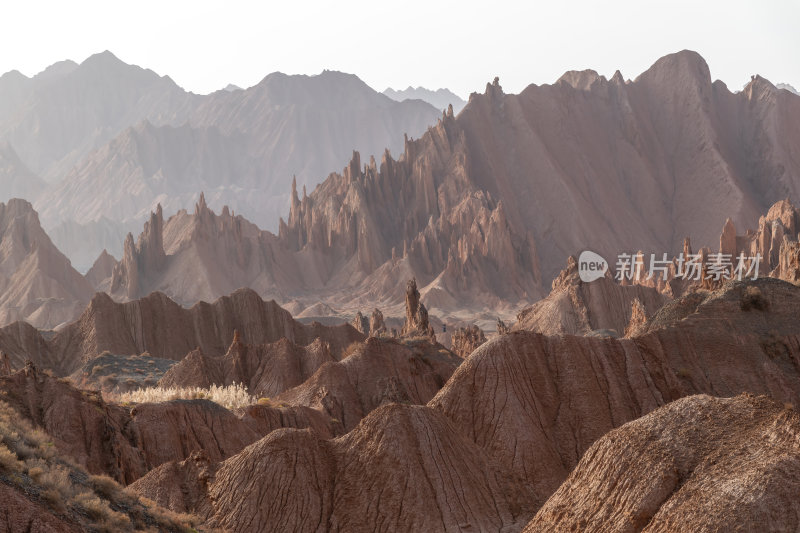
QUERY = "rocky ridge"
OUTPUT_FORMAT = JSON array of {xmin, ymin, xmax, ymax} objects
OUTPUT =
[
  {"xmin": 525, "ymin": 394, "xmax": 800, "ymax": 532},
  {"xmin": 0, "ymin": 287, "xmax": 362, "ymax": 376}
]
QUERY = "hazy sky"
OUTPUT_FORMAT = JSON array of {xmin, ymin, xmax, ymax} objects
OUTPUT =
[{"xmin": 1, "ymin": 0, "xmax": 797, "ymax": 96}]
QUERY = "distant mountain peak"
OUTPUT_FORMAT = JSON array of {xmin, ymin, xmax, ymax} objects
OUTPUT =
[
  {"xmin": 636, "ymin": 49, "xmax": 711, "ymax": 85},
  {"xmin": 383, "ymin": 86, "xmax": 466, "ymax": 113},
  {"xmin": 33, "ymin": 59, "xmax": 79, "ymax": 81},
  {"xmin": 85, "ymin": 49, "xmax": 122, "ymax": 63}
]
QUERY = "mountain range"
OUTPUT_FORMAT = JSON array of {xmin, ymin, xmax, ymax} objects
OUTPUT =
[
  {"xmin": 1, "ymin": 47, "xmax": 800, "ymax": 532},
  {"xmin": 0, "ymin": 49, "xmax": 799, "ymax": 328},
  {"xmin": 0, "ymin": 52, "xmax": 442, "ymax": 270},
  {"xmin": 383, "ymin": 86, "xmax": 467, "ymax": 113}
]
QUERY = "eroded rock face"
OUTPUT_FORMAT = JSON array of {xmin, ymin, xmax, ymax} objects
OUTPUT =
[
  {"xmin": 621, "ymin": 200, "xmax": 800, "ymax": 297},
  {"xmin": 127, "ymin": 450, "xmax": 216, "ymax": 517},
  {"xmin": 430, "ymin": 278, "xmax": 800, "ymax": 505},
  {"xmin": 276, "ymin": 336, "xmax": 461, "ymax": 431},
  {"xmin": 350, "ymin": 311, "xmax": 369, "ymax": 335},
  {"xmin": 279, "ymin": 51, "xmax": 800, "ymax": 313},
  {"xmin": 514, "ymin": 256, "xmax": 667, "ymax": 336},
  {"xmin": 401, "ymin": 278, "xmax": 435, "ymax": 339},
  {"xmin": 525, "ymin": 394, "xmax": 800, "ymax": 532},
  {"xmin": 0, "ymin": 350, "xmax": 10, "ymax": 376},
  {"xmin": 84, "ymin": 248, "xmax": 117, "ymax": 288},
  {"xmin": 0, "ymin": 365, "xmax": 335, "ymax": 485},
  {"xmin": 721, "ymin": 199, "xmax": 800, "ymax": 284},
  {"xmin": 14, "ymin": 287, "xmax": 364, "ymax": 376},
  {"xmin": 450, "ymin": 324, "xmax": 487, "ymax": 358},
  {"xmin": 159, "ymin": 337, "xmax": 338, "ymax": 398},
  {"xmin": 93, "ymin": 53, "xmax": 800, "ymax": 317},
  {"xmin": 0, "ymin": 484, "xmax": 81, "ymax": 532},
  {"xmin": 496, "ymin": 318, "xmax": 510, "ymax": 335},
  {"xmin": 0, "ymin": 199, "xmax": 94, "ymax": 329},
  {"xmin": 133, "ymin": 404, "xmax": 536, "ymax": 533},
  {"xmin": 103, "ymin": 195, "xmax": 297, "ymax": 305},
  {"xmin": 624, "ymin": 297, "xmax": 648, "ymax": 337},
  {"xmin": 369, "ymin": 308, "xmax": 386, "ymax": 336}
]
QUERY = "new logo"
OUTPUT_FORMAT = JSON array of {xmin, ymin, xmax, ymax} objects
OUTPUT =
[{"xmin": 578, "ymin": 250, "xmax": 608, "ymax": 282}]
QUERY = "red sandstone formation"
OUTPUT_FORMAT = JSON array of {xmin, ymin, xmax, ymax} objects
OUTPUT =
[
  {"xmin": 430, "ymin": 278, "xmax": 800, "ymax": 505},
  {"xmin": 0, "ymin": 199, "xmax": 93, "ymax": 329},
  {"xmin": 159, "ymin": 337, "xmax": 337, "ymax": 398},
  {"xmin": 401, "ymin": 277, "xmax": 435, "ymax": 339},
  {"xmin": 525, "ymin": 394, "xmax": 800, "ymax": 532},
  {"xmin": 132, "ymin": 404, "xmax": 535, "ymax": 532},
  {"xmin": 0, "ymin": 287, "xmax": 363, "ymax": 376},
  {"xmin": 275, "ymin": 336, "xmax": 461, "ymax": 431},
  {"xmin": 450, "ymin": 324, "xmax": 487, "ymax": 358},
  {"xmin": 514, "ymin": 256, "xmax": 666, "ymax": 336},
  {"xmin": 0, "ymin": 364, "xmax": 335, "ymax": 485}
]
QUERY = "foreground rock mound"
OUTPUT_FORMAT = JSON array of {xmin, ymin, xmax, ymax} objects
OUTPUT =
[
  {"xmin": 0, "ymin": 396, "xmax": 197, "ymax": 532},
  {"xmin": 525, "ymin": 394, "xmax": 800, "ymax": 532},
  {"xmin": 0, "ymin": 364, "xmax": 334, "ymax": 484},
  {"xmin": 430, "ymin": 278, "xmax": 800, "ymax": 503},
  {"xmin": 133, "ymin": 404, "xmax": 535, "ymax": 532}
]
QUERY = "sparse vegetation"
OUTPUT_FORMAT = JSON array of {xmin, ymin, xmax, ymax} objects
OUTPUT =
[
  {"xmin": 740, "ymin": 285, "xmax": 769, "ymax": 311},
  {"xmin": 0, "ymin": 400, "xmax": 199, "ymax": 531},
  {"xmin": 113, "ymin": 382, "xmax": 255, "ymax": 410},
  {"xmin": 342, "ymin": 341, "xmax": 363, "ymax": 359},
  {"xmin": 256, "ymin": 396, "xmax": 291, "ymax": 408}
]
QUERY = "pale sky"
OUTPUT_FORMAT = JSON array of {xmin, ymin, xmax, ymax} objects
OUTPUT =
[{"xmin": 1, "ymin": 0, "xmax": 797, "ymax": 97}]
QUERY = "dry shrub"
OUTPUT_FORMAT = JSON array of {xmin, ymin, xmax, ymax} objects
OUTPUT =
[
  {"xmin": 27, "ymin": 465, "xmax": 44, "ymax": 481},
  {"xmin": 89, "ymin": 474, "xmax": 121, "ymax": 500},
  {"xmin": 342, "ymin": 341, "xmax": 363, "ymax": 359},
  {"xmin": 41, "ymin": 487, "xmax": 66, "ymax": 513},
  {"xmin": 257, "ymin": 397, "xmax": 276, "ymax": 407},
  {"xmin": 40, "ymin": 464, "xmax": 73, "ymax": 499},
  {"xmin": 740, "ymin": 285, "xmax": 769, "ymax": 311},
  {"xmin": 114, "ymin": 382, "xmax": 254, "ymax": 410},
  {"xmin": 0, "ymin": 442, "xmax": 19, "ymax": 472},
  {"xmin": 0, "ymin": 400, "xmax": 198, "ymax": 531},
  {"xmin": 74, "ymin": 492, "xmax": 116, "ymax": 522}
]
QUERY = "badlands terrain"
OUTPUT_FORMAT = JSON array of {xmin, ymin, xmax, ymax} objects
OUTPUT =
[{"xmin": 0, "ymin": 49, "xmax": 799, "ymax": 531}]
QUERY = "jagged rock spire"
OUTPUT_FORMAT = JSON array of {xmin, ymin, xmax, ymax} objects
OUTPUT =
[
  {"xmin": 401, "ymin": 278, "xmax": 434, "ymax": 340},
  {"xmin": 0, "ymin": 351, "xmax": 10, "ymax": 376}
]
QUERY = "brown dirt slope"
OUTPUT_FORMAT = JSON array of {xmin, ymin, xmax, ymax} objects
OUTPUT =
[
  {"xmin": 0, "ymin": 364, "xmax": 334, "ymax": 485},
  {"xmin": 132, "ymin": 404, "xmax": 535, "ymax": 532},
  {"xmin": 525, "ymin": 394, "xmax": 800, "ymax": 532},
  {"xmin": 430, "ymin": 277, "xmax": 800, "ymax": 504}
]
